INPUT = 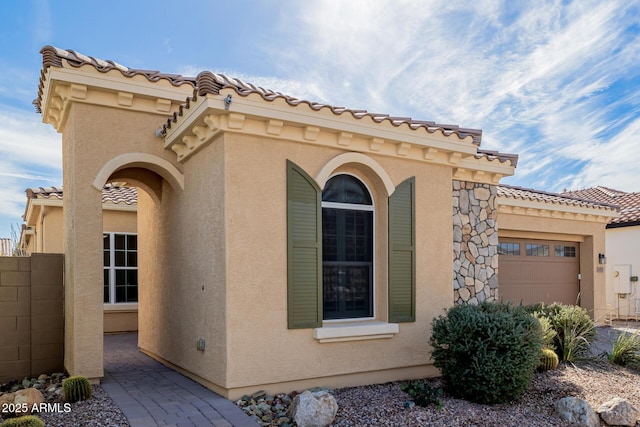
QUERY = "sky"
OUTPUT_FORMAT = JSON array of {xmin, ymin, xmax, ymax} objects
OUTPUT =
[{"xmin": 0, "ymin": 0, "xmax": 639, "ymax": 239}]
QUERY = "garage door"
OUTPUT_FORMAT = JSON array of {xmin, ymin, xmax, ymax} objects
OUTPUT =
[{"xmin": 498, "ymin": 238, "xmax": 580, "ymax": 307}]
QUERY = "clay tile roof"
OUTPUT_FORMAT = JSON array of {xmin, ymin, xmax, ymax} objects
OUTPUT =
[
  {"xmin": 35, "ymin": 46, "xmax": 520, "ymax": 167},
  {"xmin": 498, "ymin": 184, "xmax": 618, "ymax": 211},
  {"xmin": 25, "ymin": 184, "xmax": 137, "ymax": 206},
  {"xmin": 35, "ymin": 46, "xmax": 196, "ymax": 112},
  {"xmin": 26, "ymin": 186, "xmax": 64, "ymax": 200},
  {"xmin": 171, "ymin": 70, "xmax": 487, "ymax": 145},
  {"xmin": 100, "ymin": 184, "xmax": 138, "ymax": 205},
  {"xmin": 35, "ymin": 46, "xmax": 492, "ymax": 148},
  {"xmin": 562, "ymin": 187, "xmax": 640, "ymax": 228}
]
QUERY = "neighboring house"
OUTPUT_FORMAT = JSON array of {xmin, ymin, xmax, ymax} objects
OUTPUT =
[
  {"xmin": 562, "ymin": 186, "xmax": 640, "ymax": 320},
  {"xmin": 32, "ymin": 46, "xmax": 614, "ymax": 400},
  {"xmin": 20, "ymin": 184, "xmax": 138, "ymax": 333}
]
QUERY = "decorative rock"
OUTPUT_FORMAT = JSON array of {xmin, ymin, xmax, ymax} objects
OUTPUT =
[
  {"xmin": 288, "ymin": 390, "xmax": 338, "ymax": 427},
  {"xmin": 597, "ymin": 397, "xmax": 640, "ymax": 426},
  {"xmin": 555, "ymin": 396, "xmax": 599, "ymax": 427},
  {"xmin": 251, "ymin": 389, "xmax": 267, "ymax": 400},
  {"xmin": 13, "ymin": 387, "xmax": 44, "ymax": 415}
]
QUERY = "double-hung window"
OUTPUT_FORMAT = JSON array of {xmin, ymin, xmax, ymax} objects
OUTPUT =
[{"xmin": 103, "ymin": 233, "xmax": 138, "ymax": 304}]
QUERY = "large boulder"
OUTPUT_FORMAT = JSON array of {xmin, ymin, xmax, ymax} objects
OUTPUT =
[
  {"xmin": 288, "ymin": 390, "xmax": 338, "ymax": 427},
  {"xmin": 13, "ymin": 388, "xmax": 44, "ymax": 415},
  {"xmin": 555, "ymin": 396, "xmax": 599, "ymax": 427},
  {"xmin": 597, "ymin": 397, "xmax": 640, "ymax": 426}
]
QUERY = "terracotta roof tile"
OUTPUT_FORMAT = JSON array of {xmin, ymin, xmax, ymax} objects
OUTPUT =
[
  {"xmin": 35, "ymin": 46, "xmax": 518, "ymax": 167},
  {"xmin": 165, "ymin": 70, "xmax": 491, "ymax": 147},
  {"xmin": 26, "ymin": 184, "xmax": 137, "ymax": 205},
  {"xmin": 562, "ymin": 187, "xmax": 640, "ymax": 227},
  {"xmin": 35, "ymin": 46, "xmax": 195, "ymax": 113},
  {"xmin": 498, "ymin": 185, "xmax": 618, "ymax": 211}
]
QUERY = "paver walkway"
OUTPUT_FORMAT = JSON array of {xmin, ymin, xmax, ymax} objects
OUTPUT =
[{"xmin": 102, "ymin": 333, "xmax": 257, "ymax": 427}]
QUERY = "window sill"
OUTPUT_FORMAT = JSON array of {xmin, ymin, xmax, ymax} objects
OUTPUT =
[
  {"xmin": 103, "ymin": 303, "xmax": 138, "ymax": 312},
  {"xmin": 313, "ymin": 321, "xmax": 399, "ymax": 343}
]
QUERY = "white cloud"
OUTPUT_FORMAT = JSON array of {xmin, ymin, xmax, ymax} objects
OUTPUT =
[
  {"xmin": 0, "ymin": 106, "xmax": 61, "ymax": 169},
  {"xmin": 264, "ymin": 0, "xmax": 640, "ymax": 193}
]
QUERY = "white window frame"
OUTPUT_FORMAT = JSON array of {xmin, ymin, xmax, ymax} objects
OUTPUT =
[
  {"xmin": 321, "ymin": 173, "xmax": 376, "ymax": 323},
  {"xmin": 103, "ymin": 232, "xmax": 138, "ymax": 305}
]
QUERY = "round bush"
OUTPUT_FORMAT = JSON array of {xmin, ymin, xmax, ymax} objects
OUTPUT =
[{"xmin": 430, "ymin": 301, "xmax": 543, "ymax": 404}]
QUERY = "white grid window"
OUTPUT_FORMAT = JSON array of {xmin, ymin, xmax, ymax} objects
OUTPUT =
[{"xmin": 103, "ymin": 233, "xmax": 138, "ymax": 303}]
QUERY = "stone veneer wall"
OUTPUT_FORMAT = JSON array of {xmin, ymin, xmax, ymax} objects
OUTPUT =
[{"xmin": 452, "ymin": 181, "xmax": 499, "ymax": 304}]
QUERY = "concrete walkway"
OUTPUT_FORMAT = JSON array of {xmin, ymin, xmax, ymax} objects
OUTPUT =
[{"xmin": 102, "ymin": 333, "xmax": 257, "ymax": 427}]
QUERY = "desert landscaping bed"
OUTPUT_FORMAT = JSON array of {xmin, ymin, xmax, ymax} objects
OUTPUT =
[{"xmin": 2, "ymin": 330, "xmax": 640, "ymax": 426}]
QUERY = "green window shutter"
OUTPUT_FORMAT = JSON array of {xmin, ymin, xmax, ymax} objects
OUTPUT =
[
  {"xmin": 287, "ymin": 160, "xmax": 322, "ymax": 329},
  {"xmin": 389, "ymin": 177, "xmax": 416, "ymax": 323}
]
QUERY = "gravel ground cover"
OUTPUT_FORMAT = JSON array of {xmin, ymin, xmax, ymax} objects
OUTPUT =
[
  {"xmin": 0, "ymin": 384, "xmax": 129, "ymax": 427},
  {"xmin": 2, "ymin": 326, "xmax": 639, "ymax": 426},
  {"xmin": 331, "ymin": 360, "xmax": 640, "ymax": 426}
]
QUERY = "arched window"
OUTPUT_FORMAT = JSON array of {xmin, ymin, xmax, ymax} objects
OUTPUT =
[{"xmin": 322, "ymin": 175, "xmax": 374, "ymax": 320}]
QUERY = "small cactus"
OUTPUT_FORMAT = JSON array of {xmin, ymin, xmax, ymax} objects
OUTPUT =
[
  {"xmin": 62, "ymin": 375, "xmax": 92, "ymax": 403},
  {"xmin": 538, "ymin": 347, "xmax": 559, "ymax": 371},
  {"xmin": 0, "ymin": 415, "xmax": 45, "ymax": 427}
]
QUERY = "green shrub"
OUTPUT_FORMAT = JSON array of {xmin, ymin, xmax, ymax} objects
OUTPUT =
[
  {"xmin": 538, "ymin": 347, "xmax": 559, "ymax": 371},
  {"xmin": 606, "ymin": 331, "xmax": 640, "ymax": 368},
  {"xmin": 62, "ymin": 375, "xmax": 92, "ymax": 403},
  {"xmin": 536, "ymin": 303, "xmax": 595, "ymax": 361},
  {"xmin": 0, "ymin": 415, "xmax": 45, "ymax": 427},
  {"xmin": 430, "ymin": 301, "xmax": 543, "ymax": 404},
  {"xmin": 401, "ymin": 381, "xmax": 443, "ymax": 409}
]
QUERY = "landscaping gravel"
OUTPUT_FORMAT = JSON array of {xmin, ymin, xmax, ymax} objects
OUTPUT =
[
  {"xmin": 331, "ymin": 360, "xmax": 640, "ymax": 426},
  {"xmin": 2, "ymin": 326, "xmax": 639, "ymax": 426}
]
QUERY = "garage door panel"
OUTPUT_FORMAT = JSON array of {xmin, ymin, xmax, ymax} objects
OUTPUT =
[{"xmin": 499, "ymin": 239, "xmax": 579, "ymax": 307}]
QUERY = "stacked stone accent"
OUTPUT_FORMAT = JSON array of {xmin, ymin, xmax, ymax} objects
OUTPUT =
[{"xmin": 452, "ymin": 181, "xmax": 499, "ymax": 304}]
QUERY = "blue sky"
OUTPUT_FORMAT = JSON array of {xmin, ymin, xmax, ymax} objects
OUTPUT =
[{"xmin": 1, "ymin": 0, "xmax": 640, "ymax": 239}]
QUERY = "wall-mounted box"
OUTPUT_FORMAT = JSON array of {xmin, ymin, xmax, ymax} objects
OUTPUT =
[{"xmin": 613, "ymin": 264, "xmax": 632, "ymax": 294}]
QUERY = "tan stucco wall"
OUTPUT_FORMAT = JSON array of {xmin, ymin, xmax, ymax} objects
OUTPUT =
[
  {"xmin": 136, "ymin": 131, "xmax": 454, "ymax": 399},
  {"xmin": 41, "ymin": 208, "xmax": 64, "ymax": 253},
  {"xmin": 497, "ymin": 212, "xmax": 607, "ymax": 321},
  {"xmin": 137, "ymin": 134, "xmax": 228, "ymax": 391},
  {"xmin": 102, "ymin": 209, "xmax": 137, "ymax": 234},
  {"xmin": 222, "ymin": 133, "xmax": 451, "ymax": 397},
  {"xmin": 61, "ymin": 102, "xmax": 182, "ymax": 379}
]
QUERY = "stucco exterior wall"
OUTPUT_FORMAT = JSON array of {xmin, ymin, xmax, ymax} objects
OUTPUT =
[
  {"xmin": 102, "ymin": 210, "xmax": 137, "ymax": 234},
  {"xmin": 605, "ymin": 225, "xmax": 640, "ymax": 318},
  {"xmin": 497, "ymin": 212, "xmax": 607, "ymax": 321},
  {"xmin": 214, "ymin": 133, "xmax": 451, "ymax": 398},
  {"xmin": 137, "ymin": 133, "xmax": 228, "ymax": 392},
  {"xmin": 62, "ymin": 102, "xmax": 183, "ymax": 379}
]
